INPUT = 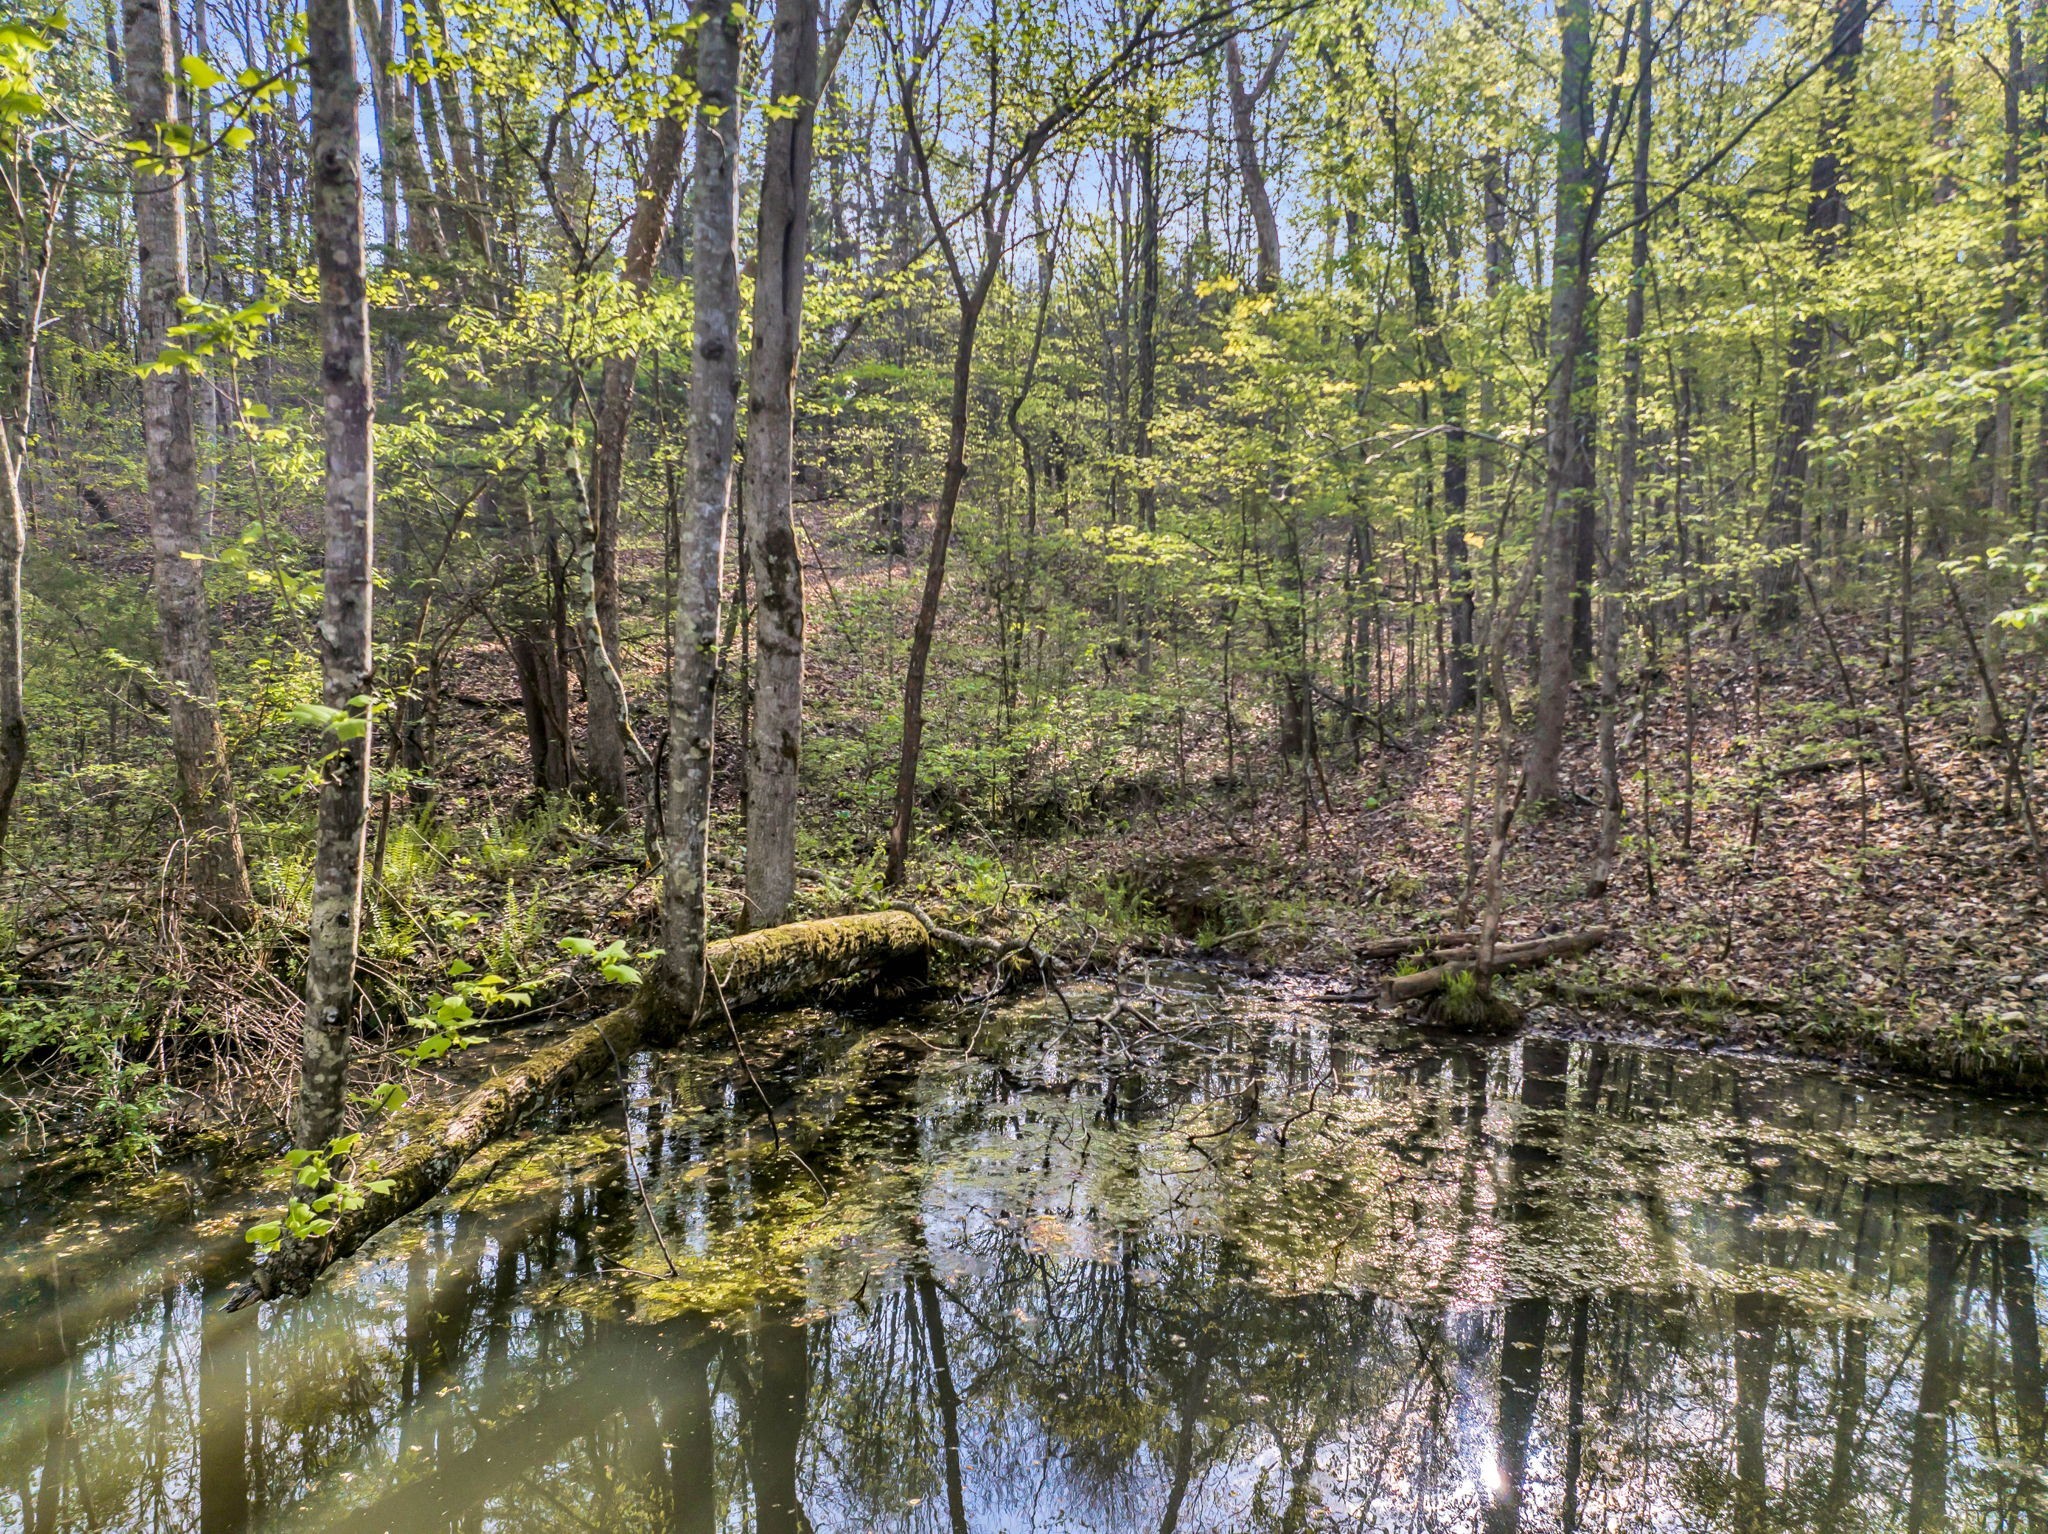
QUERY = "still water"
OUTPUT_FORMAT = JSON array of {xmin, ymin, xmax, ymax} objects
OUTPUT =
[{"xmin": 5, "ymin": 980, "xmax": 2048, "ymax": 1532}]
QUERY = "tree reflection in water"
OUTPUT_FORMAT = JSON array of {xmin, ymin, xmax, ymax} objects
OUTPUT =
[{"xmin": 5, "ymin": 986, "xmax": 2048, "ymax": 1532}]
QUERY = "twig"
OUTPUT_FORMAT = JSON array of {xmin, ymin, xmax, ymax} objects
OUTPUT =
[
  {"xmin": 707, "ymin": 957, "xmax": 830, "ymax": 1200},
  {"xmin": 598, "ymin": 1027, "xmax": 678, "ymax": 1278}
]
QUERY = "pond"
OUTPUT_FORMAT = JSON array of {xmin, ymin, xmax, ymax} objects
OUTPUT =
[{"xmin": 5, "ymin": 977, "xmax": 2048, "ymax": 1532}]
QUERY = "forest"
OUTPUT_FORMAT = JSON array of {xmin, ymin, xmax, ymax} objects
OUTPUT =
[{"xmin": 3, "ymin": 0, "xmax": 2048, "ymax": 1526}]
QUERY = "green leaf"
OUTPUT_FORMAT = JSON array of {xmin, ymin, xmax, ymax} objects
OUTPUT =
[
  {"xmin": 180, "ymin": 55, "xmax": 227, "ymax": 90},
  {"xmin": 364, "ymin": 1081, "xmax": 410, "ymax": 1112},
  {"xmin": 247, "ymin": 1220, "xmax": 282, "ymax": 1246},
  {"xmin": 559, "ymin": 937, "xmax": 598, "ymax": 957}
]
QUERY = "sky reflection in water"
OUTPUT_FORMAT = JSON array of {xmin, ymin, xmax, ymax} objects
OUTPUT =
[{"xmin": 5, "ymin": 982, "xmax": 2047, "ymax": 1532}]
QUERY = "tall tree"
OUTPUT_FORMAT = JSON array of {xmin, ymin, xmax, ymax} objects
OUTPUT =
[
  {"xmin": 356, "ymin": 0, "xmax": 444, "ymax": 256},
  {"xmin": 1592, "ymin": 0, "xmax": 1653, "ymax": 901},
  {"xmin": 882, "ymin": 2, "xmax": 1238, "ymax": 883},
  {"xmin": 123, "ymin": 0, "xmax": 256, "ymax": 926},
  {"xmin": 1524, "ymin": 0, "xmax": 1599, "ymax": 804},
  {"xmin": 742, "ymin": 0, "xmax": 860, "ymax": 928},
  {"xmin": 1223, "ymin": 32, "xmax": 1286, "ymax": 293},
  {"xmin": 297, "ymin": 0, "xmax": 377, "ymax": 1145},
  {"xmin": 0, "ymin": 425, "xmax": 21, "ymax": 858},
  {"xmin": 1377, "ymin": 88, "xmax": 1472, "ymax": 713},
  {"xmin": 586, "ymin": 111, "xmax": 688, "ymax": 819},
  {"xmin": 1757, "ymin": 0, "xmax": 1867, "ymax": 627},
  {"xmin": 659, "ymin": 0, "xmax": 742, "ymax": 1016},
  {"xmin": 1990, "ymin": 0, "xmax": 2024, "ymax": 525}
]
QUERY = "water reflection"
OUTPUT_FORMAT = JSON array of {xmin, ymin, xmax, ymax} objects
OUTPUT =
[{"xmin": 6, "ymin": 993, "xmax": 2048, "ymax": 1532}]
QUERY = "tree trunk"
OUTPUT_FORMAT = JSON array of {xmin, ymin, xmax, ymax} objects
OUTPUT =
[
  {"xmin": 417, "ymin": 0, "xmax": 489, "ymax": 256},
  {"xmin": 1382, "ymin": 927, "xmax": 1610, "ymax": 1004},
  {"xmin": 1758, "ymin": 0, "xmax": 1866, "ymax": 627},
  {"xmin": 124, "ymin": 0, "xmax": 256, "ymax": 928},
  {"xmin": 508, "ymin": 629, "xmax": 572, "ymax": 793},
  {"xmin": 1593, "ymin": 0, "xmax": 1653, "ymax": 901},
  {"xmin": 1222, "ymin": 35, "xmax": 1286, "ymax": 293},
  {"xmin": 298, "ymin": 0, "xmax": 377, "ymax": 1147},
  {"xmin": 1380, "ymin": 92, "xmax": 1472, "ymax": 713},
  {"xmin": 1990, "ymin": 4, "xmax": 2021, "ymax": 527},
  {"xmin": 660, "ymin": 0, "xmax": 742, "ymax": 1016},
  {"xmin": 1568, "ymin": 326, "xmax": 1600, "ymax": 672},
  {"xmin": 586, "ymin": 113, "xmax": 687, "ymax": 819},
  {"xmin": 0, "ymin": 429, "xmax": 24, "ymax": 857},
  {"xmin": 1524, "ymin": 0, "xmax": 1597, "ymax": 803},
  {"xmin": 885, "ymin": 290, "xmax": 984, "ymax": 885},
  {"xmin": 355, "ymin": 0, "xmax": 443, "ymax": 256},
  {"xmin": 742, "ymin": 0, "xmax": 824, "ymax": 929}
]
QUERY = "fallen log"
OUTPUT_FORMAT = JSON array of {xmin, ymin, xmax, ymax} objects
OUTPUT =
[
  {"xmin": 1356, "ymin": 928, "xmax": 1479, "ymax": 961},
  {"xmin": 1382, "ymin": 928, "xmax": 1611, "ymax": 1005},
  {"xmin": 1413, "ymin": 931, "xmax": 1600, "ymax": 966},
  {"xmin": 232, "ymin": 911, "xmax": 931, "ymax": 1306}
]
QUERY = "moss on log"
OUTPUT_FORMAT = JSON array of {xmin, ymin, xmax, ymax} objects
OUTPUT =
[{"xmin": 234, "ymin": 911, "xmax": 930, "ymax": 1306}]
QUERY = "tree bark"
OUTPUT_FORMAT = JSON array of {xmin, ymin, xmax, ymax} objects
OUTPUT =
[
  {"xmin": 1222, "ymin": 34, "xmax": 1286, "ymax": 293},
  {"xmin": 660, "ymin": 0, "xmax": 742, "ymax": 1016},
  {"xmin": 0, "ymin": 428, "xmax": 24, "ymax": 857},
  {"xmin": 124, "ymin": 0, "xmax": 256, "ymax": 928},
  {"xmin": 742, "ymin": 0, "xmax": 825, "ymax": 928},
  {"xmin": 1593, "ymin": 0, "xmax": 1653, "ymax": 901},
  {"xmin": 298, "ymin": 0, "xmax": 377, "ymax": 1147},
  {"xmin": 585, "ymin": 114, "xmax": 688, "ymax": 818},
  {"xmin": 1757, "ymin": 0, "xmax": 1866, "ymax": 627},
  {"xmin": 1524, "ymin": 0, "xmax": 1597, "ymax": 804}
]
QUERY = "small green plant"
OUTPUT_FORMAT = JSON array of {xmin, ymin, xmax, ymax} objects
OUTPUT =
[
  {"xmin": 812, "ymin": 851, "xmax": 885, "ymax": 910},
  {"xmin": 0, "ymin": 982, "xmax": 172, "ymax": 1161},
  {"xmin": 407, "ymin": 956, "xmax": 531, "ymax": 1063},
  {"xmin": 1428, "ymin": 967, "xmax": 1522, "ymax": 1033},
  {"xmin": 246, "ymin": 1125, "xmax": 398, "ymax": 1255},
  {"xmin": 560, "ymin": 936, "xmax": 660, "ymax": 987},
  {"xmin": 1093, "ymin": 877, "xmax": 1162, "ymax": 937}
]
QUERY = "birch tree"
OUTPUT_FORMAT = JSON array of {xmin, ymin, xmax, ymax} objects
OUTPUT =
[
  {"xmin": 660, "ymin": 0, "xmax": 742, "ymax": 1016},
  {"xmin": 297, "ymin": 0, "xmax": 377, "ymax": 1145}
]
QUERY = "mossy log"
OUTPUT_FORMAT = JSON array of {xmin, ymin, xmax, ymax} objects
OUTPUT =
[
  {"xmin": 1382, "ymin": 928, "xmax": 1611, "ymax": 1005},
  {"xmin": 233, "ymin": 911, "xmax": 930, "ymax": 1306}
]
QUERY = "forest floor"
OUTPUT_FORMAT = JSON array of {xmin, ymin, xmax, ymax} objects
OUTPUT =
[
  {"xmin": 5, "ymin": 500, "xmax": 2047, "ymax": 1181},
  {"xmin": 1019, "ymin": 610, "xmax": 2048, "ymax": 1093}
]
